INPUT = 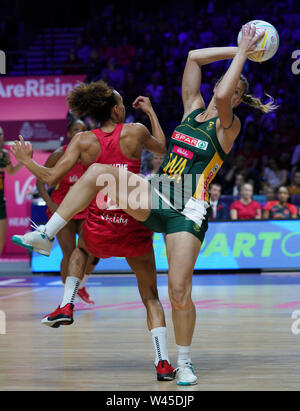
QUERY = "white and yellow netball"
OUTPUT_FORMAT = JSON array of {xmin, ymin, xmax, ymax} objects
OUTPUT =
[{"xmin": 237, "ymin": 20, "xmax": 279, "ymax": 62}]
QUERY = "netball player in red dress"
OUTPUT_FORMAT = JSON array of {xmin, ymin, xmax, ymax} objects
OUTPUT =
[
  {"xmin": 36, "ymin": 119, "xmax": 97, "ymax": 304},
  {"xmin": 12, "ymin": 82, "xmax": 174, "ymax": 381}
]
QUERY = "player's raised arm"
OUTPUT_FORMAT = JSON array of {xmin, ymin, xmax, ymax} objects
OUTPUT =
[
  {"xmin": 133, "ymin": 96, "xmax": 166, "ymax": 155},
  {"xmin": 214, "ymin": 26, "xmax": 265, "ymax": 139},
  {"xmin": 181, "ymin": 46, "xmax": 238, "ymax": 120},
  {"xmin": 11, "ymin": 133, "xmax": 83, "ymax": 186}
]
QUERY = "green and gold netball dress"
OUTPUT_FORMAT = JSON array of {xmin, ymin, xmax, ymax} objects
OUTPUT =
[
  {"xmin": 142, "ymin": 108, "xmax": 227, "ymax": 241},
  {"xmin": 0, "ymin": 150, "xmax": 10, "ymax": 220}
]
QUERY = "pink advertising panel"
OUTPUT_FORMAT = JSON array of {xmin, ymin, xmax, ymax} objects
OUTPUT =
[
  {"xmin": 2, "ymin": 148, "xmax": 50, "ymax": 257},
  {"xmin": 0, "ymin": 75, "xmax": 86, "ymax": 121},
  {"xmin": 1, "ymin": 119, "xmax": 68, "ymax": 143}
]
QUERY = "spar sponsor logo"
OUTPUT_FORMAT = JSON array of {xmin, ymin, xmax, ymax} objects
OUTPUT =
[
  {"xmin": 0, "ymin": 78, "xmax": 78, "ymax": 98},
  {"xmin": 172, "ymin": 132, "xmax": 208, "ymax": 150}
]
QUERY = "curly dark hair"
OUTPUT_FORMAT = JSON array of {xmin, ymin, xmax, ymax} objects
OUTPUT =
[{"xmin": 67, "ymin": 80, "xmax": 118, "ymax": 123}]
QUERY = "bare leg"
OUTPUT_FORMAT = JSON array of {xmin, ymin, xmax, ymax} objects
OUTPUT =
[
  {"xmin": 165, "ymin": 232, "xmax": 201, "ymax": 346},
  {"xmin": 67, "ymin": 233, "xmax": 90, "ymax": 282},
  {"xmin": 85, "ymin": 254, "xmax": 98, "ymax": 275},
  {"xmin": 127, "ymin": 248, "xmax": 172, "ymax": 371},
  {"xmin": 54, "ymin": 164, "xmax": 151, "ymax": 223},
  {"xmin": 0, "ymin": 219, "xmax": 7, "ymax": 256},
  {"xmin": 56, "ymin": 220, "xmax": 77, "ymax": 284},
  {"xmin": 126, "ymin": 247, "xmax": 166, "ymax": 331}
]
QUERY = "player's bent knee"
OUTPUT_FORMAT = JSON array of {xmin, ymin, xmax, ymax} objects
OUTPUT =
[
  {"xmin": 169, "ymin": 288, "xmax": 193, "ymax": 311},
  {"xmin": 170, "ymin": 298, "xmax": 194, "ymax": 311},
  {"xmin": 86, "ymin": 163, "xmax": 106, "ymax": 180}
]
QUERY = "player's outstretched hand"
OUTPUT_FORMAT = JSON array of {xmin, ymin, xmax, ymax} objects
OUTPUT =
[
  {"xmin": 11, "ymin": 135, "xmax": 34, "ymax": 164},
  {"xmin": 238, "ymin": 24, "xmax": 267, "ymax": 56}
]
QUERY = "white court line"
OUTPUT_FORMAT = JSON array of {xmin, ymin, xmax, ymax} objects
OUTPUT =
[
  {"xmin": 47, "ymin": 281, "xmax": 63, "ymax": 286},
  {"xmin": 0, "ymin": 287, "xmax": 47, "ymax": 301},
  {"xmin": 47, "ymin": 280, "xmax": 102, "ymax": 286},
  {"xmin": 0, "ymin": 279, "xmax": 25, "ymax": 286}
]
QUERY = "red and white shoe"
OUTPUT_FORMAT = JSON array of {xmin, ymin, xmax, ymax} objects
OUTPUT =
[
  {"xmin": 156, "ymin": 360, "xmax": 176, "ymax": 381},
  {"xmin": 41, "ymin": 303, "xmax": 74, "ymax": 328},
  {"xmin": 77, "ymin": 287, "xmax": 95, "ymax": 304}
]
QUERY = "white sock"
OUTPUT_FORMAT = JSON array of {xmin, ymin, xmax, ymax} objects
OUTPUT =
[
  {"xmin": 45, "ymin": 212, "xmax": 67, "ymax": 239},
  {"xmin": 60, "ymin": 276, "xmax": 80, "ymax": 307},
  {"xmin": 79, "ymin": 274, "xmax": 89, "ymax": 290},
  {"xmin": 177, "ymin": 344, "xmax": 192, "ymax": 365},
  {"xmin": 151, "ymin": 327, "xmax": 169, "ymax": 366}
]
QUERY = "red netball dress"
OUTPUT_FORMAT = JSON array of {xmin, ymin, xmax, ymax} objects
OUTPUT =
[
  {"xmin": 46, "ymin": 146, "xmax": 88, "ymax": 220},
  {"xmin": 83, "ymin": 124, "xmax": 153, "ymax": 258}
]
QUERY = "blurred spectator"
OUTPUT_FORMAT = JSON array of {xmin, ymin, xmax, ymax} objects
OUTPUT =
[
  {"xmin": 75, "ymin": 35, "xmax": 91, "ymax": 65},
  {"xmin": 262, "ymin": 158, "xmax": 288, "ymax": 190},
  {"xmin": 145, "ymin": 72, "xmax": 164, "ymax": 105},
  {"xmin": 99, "ymin": 36, "xmax": 115, "ymax": 62},
  {"xmin": 232, "ymin": 173, "xmax": 245, "ymax": 196},
  {"xmin": 262, "ymin": 132, "xmax": 285, "ymax": 165},
  {"xmin": 63, "ymin": 48, "xmax": 83, "ymax": 74},
  {"xmin": 263, "ymin": 186, "xmax": 298, "ymax": 219},
  {"xmin": 122, "ymin": 72, "xmax": 143, "ymax": 107},
  {"xmin": 288, "ymin": 171, "xmax": 300, "ymax": 195},
  {"xmin": 224, "ymin": 154, "xmax": 249, "ymax": 194},
  {"xmin": 291, "ymin": 144, "xmax": 300, "ymax": 166},
  {"xmin": 230, "ymin": 183, "xmax": 261, "ymax": 220},
  {"xmin": 237, "ymin": 134, "xmax": 260, "ymax": 171},
  {"xmin": 100, "ymin": 56, "xmax": 125, "ymax": 90},
  {"xmin": 261, "ymin": 185, "xmax": 276, "ymax": 207},
  {"xmin": 116, "ymin": 35, "xmax": 136, "ymax": 67},
  {"xmin": 209, "ymin": 183, "xmax": 227, "ymax": 220},
  {"xmin": 85, "ymin": 48, "xmax": 103, "ymax": 83},
  {"xmin": 143, "ymin": 153, "xmax": 165, "ymax": 180}
]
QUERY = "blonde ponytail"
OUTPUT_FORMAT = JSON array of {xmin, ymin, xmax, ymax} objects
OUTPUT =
[{"xmin": 242, "ymin": 93, "xmax": 278, "ymax": 113}]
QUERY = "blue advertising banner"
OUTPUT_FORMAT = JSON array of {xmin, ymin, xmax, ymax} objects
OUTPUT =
[{"xmin": 31, "ymin": 220, "xmax": 300, "ymax": 272}]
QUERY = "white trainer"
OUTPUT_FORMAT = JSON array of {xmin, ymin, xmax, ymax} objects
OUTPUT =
[
  {"xmin": 11, "ymin": 222, "xmax": 54, "ymax": 256},
  {"xmin": 175, "ymin": 362, "xmax": 198, "ymax": 386}
]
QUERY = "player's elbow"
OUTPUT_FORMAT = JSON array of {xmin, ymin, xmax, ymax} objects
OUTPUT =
[
  {"xmin": 215, "ymin": 91, "xmax": 230, "ymax": 103},
  {"xmin": 44, "ymin": 172, "xmax": 58, "ymax": 187},
  {"xmin": 159, "ymin": 144, "xmax": 167, "ymax": 155},
  {"xmin": 188, "ymin": 50, "xmax": 195, "ymax": 60},
  {"xmin": 188, "ymin": 50, "xmax": 201, "ymax": 62}
]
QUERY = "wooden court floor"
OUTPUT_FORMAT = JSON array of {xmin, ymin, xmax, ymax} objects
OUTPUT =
[{"xmin": 1, "ymin": 273, "xmax": 300, "ymax": 391}]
